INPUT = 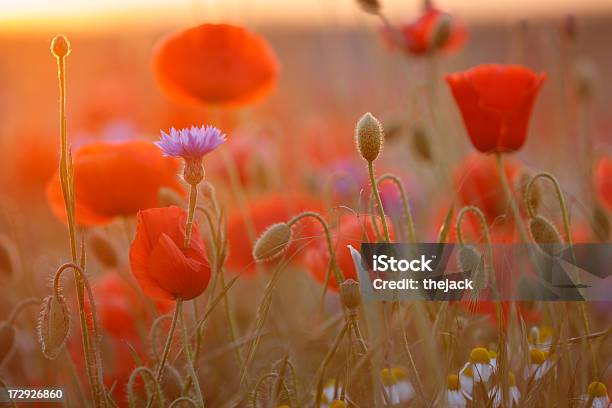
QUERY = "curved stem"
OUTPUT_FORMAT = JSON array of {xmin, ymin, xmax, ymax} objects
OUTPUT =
[
  {"xmin": 127, "ymin": 367, "xmax": 162, "ymax": 408},
  {"xmin": 287, "ymin": 211, "xmax": 345, "ymax": 297},
  {"xmin": 376, "ymin": 173, "xmax": 416, "ymax": 243},
  {"xmin": 495, "ymin": 153, "xmax": 529, "ymax": 243},
  {"xmin": 367, "ymin": 161, "xmax": 391, "ymax": 242},
  {"xmin": 527, "ymin": 172, "xmax": 598, "ymax": 377},
  {"xmin": 7, "ymin": 297, "xmax": 39, "ymax": 325},
  {"xmin": 184, "ymin": 184, "xmax": 199, "ymax": 248}
]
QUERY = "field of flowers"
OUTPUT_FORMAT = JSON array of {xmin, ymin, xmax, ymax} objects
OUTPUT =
[{"xmin": 0, "ymin": 0, "xmax": 610, "ymax": 407}]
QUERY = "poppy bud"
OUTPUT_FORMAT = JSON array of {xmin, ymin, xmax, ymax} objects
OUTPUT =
[
  {"xmin": 529, "ymin": 215, "xmax": 561, "ymax": 256},
  {"xmin": 183, "ymin": 158, "xmax": 205, "ymax": 186},
  {"xmin": 411, "ymin": 126, "xmax": 432, "ymax": 162},
  {"xmin": 340, "ymin": 278, "xmax": 361, "ymax": 310},
  {"xmin": 355, "ymin": 112, "xmax": 384, "ymax": 163},
  {"xmin": 0, "ymin": 321, "xmax": 16, "ymax": 365},
  {"xmin": 88, "ymin": 232, "xmax": 119, "ymax": 268},
  {"xmin": 592, "ymin": 205, "xmax": 610, "ymax": 242},
  {"xmin": 252, "ymin": 223, "xmax": 293, "ymax": 262},
  {"xmin": 563, "ymin": 14, "xmax": 577, "ymax": 42},
  {"xmin": 38, "ymin": 295, "xmax": 70, "ymax": 359},
  {"xmin": 457, "ymin": 245, "xmax": 487, "ymax": 291},
  {"xmin": 51, "ymin": 34, "xmax": 71, "ymax": 58},
  {"xmin": 355, "ymin": 0, "xmax": 380, "ymax": 14}
]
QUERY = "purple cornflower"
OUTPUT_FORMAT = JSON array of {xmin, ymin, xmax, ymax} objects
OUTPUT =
[{"xmin": 155, "ymin": 125, "xmax": 226, "ymax": 160}]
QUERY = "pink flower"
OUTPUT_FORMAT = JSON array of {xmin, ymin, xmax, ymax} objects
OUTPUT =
[{"xmin": 155, "ymin": 125, "xmax": 226, "ymax": 160}]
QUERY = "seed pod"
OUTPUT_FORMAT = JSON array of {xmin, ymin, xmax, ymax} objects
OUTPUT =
[
  {"xmin": 158, "ymin": 187, "xmax": 185, "ymax": 207},
  {"xmin": 51, "ymin": 34, "xmax": 71, "ymax": 58},
  {"xmin": 88, "ymin": 232, "xmax": 118, "ymax": 268},
  {"xmin": 38, "ymin": 295, "xmax": 70, "ymax": 359},
  {"xmin": 252, "ymin": 223, "xmax": 293, "ymax": 262},
  {"xmin": 411, "ymin": 126, "xmax": 432, "ymax": 162},
  {"xmin": 355, "ymin": 0, "xmax": 380, "ymax": 14},
  {"xmin": 592, "ymin": 204, "xmax": 610, "ymax": 241},
  {"xmin": 529, "ymin": 215, "xmax": 561, "ymax": 256},
  {"xmin": 0, "ymin": 321, "xmax": 16, "ymax": 365},
  {"xmin": 340, "ymin": 279, "xmax": 361, "ymax": 310},
  {"xmin": 355, "ymin": 112, "xmax": 384, "ymax": 163}
]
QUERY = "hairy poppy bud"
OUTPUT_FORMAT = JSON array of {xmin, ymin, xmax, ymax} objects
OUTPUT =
[
  {"xmin": 429, "ymin": 13, "xmax": 452, "ymax": 50},
  {"xmin": 355, "ymin": 0, "xmax": 380, "ymax": 14},
  {"xmin": 529, "ymin": 215, "xmax": 561, "ymax": 256},
  {"xmin": 515, "ymin": 169, "xmax": 540, "ymax": 215},
  {"xmin": 252, "ymin": 223, "xmax": 293, "ymax": 262},
  {"xmin": 340, "ymin": 279, "xmax": 361, "ymax": 310},
  {"xmin": 51, "ymin": 34, "xmax": 71, "ymax": 58},
  {"xmin": 0, "ymin": 321, "xmax": 16, "ymax": 365},
  {"xmin": 355, "ymin": 112, "xmax": 384, "ymax": 162},
  {"xmin": 88, "ymin": 232, "xmax": 119, "ymax": 268},
  {"xmin": 38, "ymin": 295, "xmax": 70, "ymax": 359}
]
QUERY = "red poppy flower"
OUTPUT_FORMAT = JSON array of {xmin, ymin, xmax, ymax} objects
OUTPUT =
[
  {"xmin": 129, "ymin": 206, "xmax": 210, "ymax": 300},
  {"xmin": 454, "ymin": 154, "xmax": 520, "ymax": 228},
  {"xmin": 153, "ymin": 23, "xmax": 280, "ymax": 108},
  {"xmin": 381, "ymin": 8, "xmax": 466, "ymax": 55},
  {"xmin": 595, "ymin": 156, "xmax": 612, "ymax": 211},
  {"xmin": 46, "ymin": 140, "xmax": 184, "ymax": 226},
  {"xmin": 305, "ymin": 215, "xmax": 394, "ymax": 292},
  {"xmin": 226, "ymin": 193, "xmax": 323, "ymax": 274},
  {"xmin": 446, "ymin": 64, "xmax": 546, "ymax": 153}
]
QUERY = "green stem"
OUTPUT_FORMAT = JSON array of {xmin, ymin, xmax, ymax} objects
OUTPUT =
[
  {"xmin": 148, "ymin": 300, "xmax": 181, "ymax": 408},
  {"xmin": 184, "ymin": 184, "xmax": 198, "ymax": 248},
  {"xmin": 179, "ymin": 299, "xmax": 204, "ymax": 407},
  {"xmin": 368, "ymin": 161, "xmax": 391, "ymax": 242},
  {"xmin": 495, "ymin": 153, "xmax": 529, "ymax": 243},
  {"xmin": 375, "ymin": 174, "xmax": 416, "ymax": 243}
]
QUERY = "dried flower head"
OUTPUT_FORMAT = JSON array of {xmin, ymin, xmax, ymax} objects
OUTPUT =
[
  {"xmin": 51, "ymin": 34, "xmax": 71, "ymax": 58},
  {"xmin": 252, "ymin": 223, "xmax": 293, "ymax": 262},
  {"xmin": 355, "ymin": 0, "xmax": 380, "ymax": 14},
  {"xmin": 88, "ymin": 232, "xmax": 119, "ymax": 268},
  {"xmin": 0, "ymin": 321, "xmax": 16, "ymax": 365},
  {"xmin": 38, "ymin": 295, "xmax": 70, "ymax": 359},
  {"xmin": 339, "ymin": 278, "xmax": 361, "ymax": 310},
  {"xmin": 355, "ymin": 112, "xmax": 384, "ymax": 162}
]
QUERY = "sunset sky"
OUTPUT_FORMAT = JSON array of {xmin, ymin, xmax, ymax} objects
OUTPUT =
[{"xmin": 1, "ymin": 0, "xmax": 611, "ymax": 32}]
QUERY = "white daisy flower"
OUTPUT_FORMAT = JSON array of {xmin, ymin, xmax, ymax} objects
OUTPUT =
[
  {"xmin": 582, "ymin": 382, "xmax": 610, "ymax": 408},
  {"xmin": 489, "ymin": 372, "xmax": 521, "ymax": 407},
  {"xmin": 381, "ymin": 367, "xmax": 415, "ymax": 405}
]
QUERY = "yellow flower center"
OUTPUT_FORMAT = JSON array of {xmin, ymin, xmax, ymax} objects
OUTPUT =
[
  {"xmin": 470, "ymin": 347, "xmax": 491, "ymax": 364},
  {"xmin": 588, "ymin": 382, "xmax": 608, "ymax": 398},
  {"xmin": 530, "ymin": 349, "xmax": 546, "ymax": 365},
  {"xmin": 381, "ymin": 368, "xmax": 397, "ymax": 386},
  {"xmin": 488, "ymin": 349, "xmax": 497, "ymax": 359},
  {"xmin": 508, "ymin": 372, "xmax": 516, "ymax": 387},
  {"xmin": 330, "ymin": 400, "xmax": 347, "ymax": 408},
  {"xmin": 448, "ymin": 374, "xmax": 460, "ymax": 390},
  {"xmin": 539, "ymin": 326, "xmax": 552, "ymax": 342}
]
